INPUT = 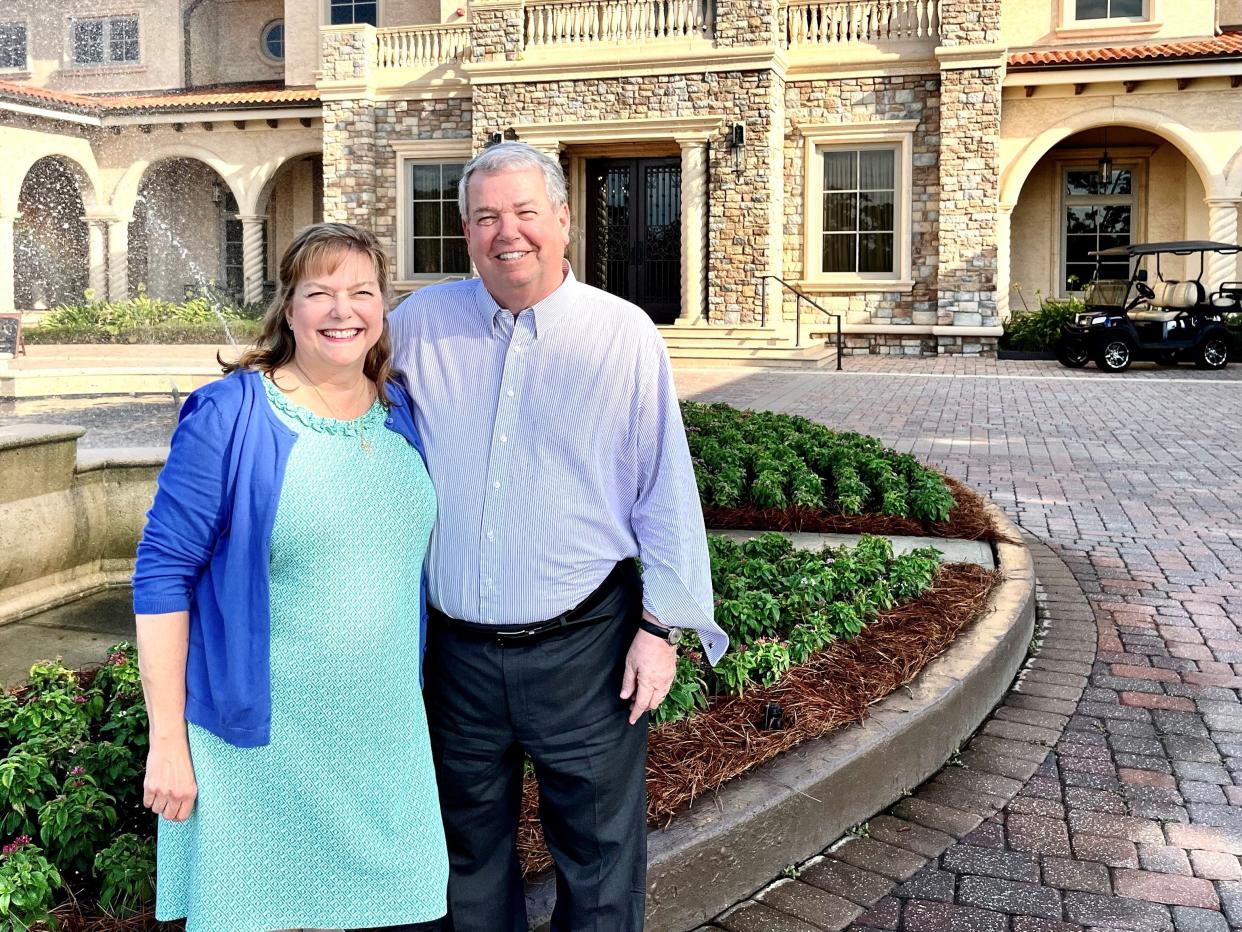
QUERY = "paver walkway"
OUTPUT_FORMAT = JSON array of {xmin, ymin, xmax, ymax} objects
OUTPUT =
[
  {"xmin": 674, "ymin": 363, "xmax": 1242, "ymax": 932},
  {"xmin": 4, "ymin": 358, "xmax": 1242, "ymax": 930}
]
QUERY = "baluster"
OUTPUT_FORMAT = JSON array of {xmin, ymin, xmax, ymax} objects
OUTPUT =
[
  {"xmin": 569, "ymin": 3, "xmax": 581, "ymax": 42},
  {"xmin": 930, "ymin": 0, "xmax": 939, "ymax": 39},
  {"xmin": 918, "ymin": 0, "xmax": 929, "ymax": 39}
]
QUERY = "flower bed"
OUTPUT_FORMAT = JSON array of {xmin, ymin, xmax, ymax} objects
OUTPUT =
[
  {"xmin": 22, "ymin": 290, "xmax": 264, "ymax": 346},
  {"xmin": 683, "ymin": 403, "xmax": 995, "ymax": 540}
]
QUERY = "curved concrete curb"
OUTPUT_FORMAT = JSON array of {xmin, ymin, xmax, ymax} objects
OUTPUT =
[{"xmin": 526, "ymin": 504, "xmax": 1035, "ymax": 931}]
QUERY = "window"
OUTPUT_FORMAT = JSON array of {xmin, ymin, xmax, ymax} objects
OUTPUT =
[
  {"xmin": 407, "ymin": 162, "xmax": 469, "ymax": 278},
  {"xmin": 821, "ymin": 148, "xmax": 896, "ymax": 274},
  {"xmin": 0, "ymin": 23, "xmax": 27, "ymax": 70},
  {"xmin": 329, "ymin": 0, "xmax": 378, "ymax": 26},
  {"xmin": 1075, "ymin": 0, "xmax": 1145, "ymax": 18},
  {"xmin": 801, "ymin": 120, "xmax": 915, "ymax": 288},
  {"xmin": 72, "ymin": 15, "xmax": 139, "ymax": 66},
  {"xmin": 1062, "ymin": 166, "xmax": 1135, "ymax": 293},
  {"xmin": 261, "ymin": 20, "xmax": 284, "ymax": 62}
]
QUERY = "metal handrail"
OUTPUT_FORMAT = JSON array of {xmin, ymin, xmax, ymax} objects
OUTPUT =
[{"xmin": 758, "ymin": 274, "xmax": 843, "ymax": 371}]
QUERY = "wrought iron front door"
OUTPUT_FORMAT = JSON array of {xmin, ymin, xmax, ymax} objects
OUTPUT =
[{"xmin": 586, "ymin": 157, "xmax": 682, "ymax": 324}]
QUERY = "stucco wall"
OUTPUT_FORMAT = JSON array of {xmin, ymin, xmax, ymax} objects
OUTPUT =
[
  {"xmin": 0, "ymin": 427, "xmax": 160, "ymax": 627},
  {"xmin": 1001, "ymin": 0, "xmax": 1219, "ymax": 48},
  {"xmin": 266, "ymin": 155, "xmax": 321, "ymax": 273},
  {"xmin": 189, "ymin": 0, "xmax": 284, "ymax": 87},
  {"xmin": 3, "ymin": 0, "xmax": 183, "ymax": 93}
]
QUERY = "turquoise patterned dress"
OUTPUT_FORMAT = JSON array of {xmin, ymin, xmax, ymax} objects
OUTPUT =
[{"xmin": 155, "ymin": 377, "xmax": 448, "ymax": 931}]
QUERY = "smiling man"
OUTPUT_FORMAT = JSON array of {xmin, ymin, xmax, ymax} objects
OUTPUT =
[{"xmin": 389, "ymin": 142, "xmax": 728, "ymax": 931}]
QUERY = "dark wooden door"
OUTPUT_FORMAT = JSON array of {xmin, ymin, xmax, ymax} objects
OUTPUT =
[{"xmin": 585, "ymin": 157, "xmax": 681, "ymax": 324}]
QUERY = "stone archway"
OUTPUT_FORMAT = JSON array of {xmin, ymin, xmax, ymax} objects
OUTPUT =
[
  {"xmin": 15, "ymin": 157, "xmax": 90, "ymax": 309},
  {"xmin": 129, "ymin": 158, "xmax": 240, "ymax": 303}
]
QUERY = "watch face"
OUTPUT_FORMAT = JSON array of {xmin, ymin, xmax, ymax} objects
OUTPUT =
[{"xmin": 667, "ymin": 627, "xmax": 684, "ymax": 646}]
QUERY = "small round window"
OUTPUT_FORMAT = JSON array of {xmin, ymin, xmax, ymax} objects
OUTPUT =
[{"xmin": 261, "ymin": 20, "xmax": 284, "ymax": 62}]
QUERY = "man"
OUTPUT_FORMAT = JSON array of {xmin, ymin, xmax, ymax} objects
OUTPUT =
[{"xmin": 390, "ymin": 142, "xmax": 727, "ymax": 931}]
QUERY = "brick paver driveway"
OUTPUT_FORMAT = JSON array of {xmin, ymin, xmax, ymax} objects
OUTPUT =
[{"xmin": 677, "ymin": 359, "xmax": 1242, "ymax": 932}]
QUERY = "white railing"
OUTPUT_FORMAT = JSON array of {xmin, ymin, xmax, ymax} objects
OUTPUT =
[
  {"xmin": 376, "ymin": 24, "xmax": 471, "ymax": 68},
  {"xmin": 785, "ymin": 0, "xmax": 939, "ymax": 46},
  {"xmin": 524, "ymin": 0, "xmax": 713, "ymax": 46}
]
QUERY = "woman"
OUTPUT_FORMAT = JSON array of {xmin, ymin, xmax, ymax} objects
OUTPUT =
[{"xmin": 132, "ymin": 223, "xmax": 447, "ymax": 932}]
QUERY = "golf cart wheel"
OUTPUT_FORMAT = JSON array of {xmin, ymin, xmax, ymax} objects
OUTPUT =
[
  {"xmin": 1155, "ymin": 351, "xmax": 1180, "ymax": 367},
  {"xmin": 1195, "ymin": 334, "xmax": 1230, "ymax": 370},
  {"xmin": 1056, "ymin": 341, "xmax": 1090, "ymax": 368},
  {"xmin": 1095, "ymin": 338, "xmax": 1134, "ymax": 373}
]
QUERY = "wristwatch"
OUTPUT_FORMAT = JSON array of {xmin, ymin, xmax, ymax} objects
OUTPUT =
[{"xmin": 638, "ymin": 617, "xmax": 684, "ymax": 646}]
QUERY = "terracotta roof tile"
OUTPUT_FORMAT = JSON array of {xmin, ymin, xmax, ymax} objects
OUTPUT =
[
  {"xmin": 0, "ymin": 81, "xmax": 318, "ymax": 116},
  {"xmin": 1009, "ymin": 31, "xmax": 1242, "ymax": 69}
]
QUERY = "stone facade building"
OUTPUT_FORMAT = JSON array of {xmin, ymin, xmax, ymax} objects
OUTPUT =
[{"xmin": 2, "ymin": 0, "xmax": 1242, "ymax": 358}]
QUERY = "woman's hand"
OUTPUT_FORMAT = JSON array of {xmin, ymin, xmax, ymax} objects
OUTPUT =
[{"xmin": 144, "ymin": 738, "xmax": 197, "ymax": 822}]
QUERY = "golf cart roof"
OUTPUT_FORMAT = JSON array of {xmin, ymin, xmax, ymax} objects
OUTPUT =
[{"xmin": 1090, "ymin": 240, "xmax": 1242, "ymax": 258}]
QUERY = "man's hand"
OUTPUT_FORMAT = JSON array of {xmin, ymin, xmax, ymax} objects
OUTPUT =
[{"xmin": 619, "ymin": 614, "xmax": 677, "ymax": 725}]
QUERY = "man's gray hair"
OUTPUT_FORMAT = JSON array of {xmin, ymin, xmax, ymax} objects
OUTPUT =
[{"xmin": 458, "ymin": 142, "xmax": 568, "ymax": 219}]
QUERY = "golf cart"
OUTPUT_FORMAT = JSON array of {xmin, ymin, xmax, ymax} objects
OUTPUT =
[{"xmin": 1055, "ymin": 240, "xmax": 1242, "ymax": 372}]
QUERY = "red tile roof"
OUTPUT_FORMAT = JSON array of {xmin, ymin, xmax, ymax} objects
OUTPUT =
[
  {"xmin": 1009, "ymin": 31, "xmax": 1242, "ymax": 69},
  {"xmin": 0, "ymin": 81, "xmax": 319, "ymax": 117}
]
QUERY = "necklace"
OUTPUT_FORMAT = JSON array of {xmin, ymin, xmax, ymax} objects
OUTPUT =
[{"xmin": 290, "ymin": 360, "xmax": 375, "ymax": 456}]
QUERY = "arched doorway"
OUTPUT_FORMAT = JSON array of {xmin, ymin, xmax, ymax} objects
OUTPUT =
[
  {"xmin": 258, "ymin": 153, "xmax": 323, "ymax": 297},
  {"xmin": 15, "ymin": 157, "xmax": 88, "ymax": 308},
  {"xmin": 129, "ymin": 158, "xmax": 240, "ymax": 302}
]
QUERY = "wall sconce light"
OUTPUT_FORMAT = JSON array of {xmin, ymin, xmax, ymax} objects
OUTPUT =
[
  {"xmin": 211, "ymin": 180, "xmax": 224, "ymax": 204},
  {"xmin": 454, "ymin": 6, "xmax": 465, "ymax": 16},
  {"xmin": 503, "ymin": 127, "xmax": 519, "ymax": 141},
  {"xmin": 730, "ymin": 122, "xmax": 745, "ymax": 176},
  {"xmin": 487, "ymin": 131, "xmax": 503, "ymax": 147},
  {"xmin": 1097, "ymin": 126, "xmax": 1112, "ymax": 193}
]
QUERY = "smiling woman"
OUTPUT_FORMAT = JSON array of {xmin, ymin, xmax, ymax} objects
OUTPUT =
[{"xmin": 131, "ymin": 222, "xmax": 450, "ymax": 932}]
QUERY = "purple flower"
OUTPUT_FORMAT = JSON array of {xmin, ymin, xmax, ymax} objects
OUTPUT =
[{"xmin": 2, "ymin": 835, "xmax": 32, "ymax": 855}]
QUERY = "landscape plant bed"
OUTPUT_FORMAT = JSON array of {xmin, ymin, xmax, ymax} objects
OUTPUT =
[
  {"xmin": 682, "ymin": 403, "xmax": 996, "ymax": 540},
  {"xmin": 516, "ymin": 559, "xmax": 997, "ymax": 876},
  {"xmin": 704, "ymin": 476, "xmax": 998, "ymax": 542}
]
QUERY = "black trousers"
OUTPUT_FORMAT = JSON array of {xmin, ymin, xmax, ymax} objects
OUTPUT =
[{"xmin": 424, "ymin": 579, "xmax": 648, "ymax": 932}]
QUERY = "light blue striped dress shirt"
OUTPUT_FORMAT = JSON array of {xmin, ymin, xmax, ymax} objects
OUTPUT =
[{"xmin": 389, "ymin": 267, "xmax": 727, "ymax": 664}]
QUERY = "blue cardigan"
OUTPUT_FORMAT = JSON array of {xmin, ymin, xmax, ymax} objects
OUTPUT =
[{"xmin": 132, "ymin": 368, "xmax": 429, "ymax": 748}]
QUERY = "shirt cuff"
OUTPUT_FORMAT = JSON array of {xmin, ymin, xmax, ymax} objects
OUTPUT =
[{"xmin": 640, "ymin": 562, "xmax": 729, "ymax": 665}]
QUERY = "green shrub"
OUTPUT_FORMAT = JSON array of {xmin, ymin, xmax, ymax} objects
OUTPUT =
[
  {"xmin": 1000, "ymin": 298, "xmax": 1084, "ymax": 352},
  {"xmin": 653, "ymin": 534, "xmax": 943, "ymax": 721},
  {"xmin": 0, "ymin": 837, "xmax": 62, "ymax": 932},
  {"xmin": 24, "ymin": 320, "xmax": 264, "ymax": 346},
  {"xmin": 93, "ymin": 834, "xmax": 154, "ymax": 918},
  {"xmin": 682, "ymin": 403, "xmax": 955, "ymax": 524}
]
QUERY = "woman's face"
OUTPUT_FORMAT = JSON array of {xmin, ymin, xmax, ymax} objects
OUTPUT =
[{"xmin": 286, "ymin": 249, "xmax": 384, "ymax": 376}]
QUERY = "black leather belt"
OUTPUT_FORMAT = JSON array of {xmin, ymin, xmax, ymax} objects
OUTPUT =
[{"xmin": 429, "ymin": 561, "xmax": 637, "ymax": 646}]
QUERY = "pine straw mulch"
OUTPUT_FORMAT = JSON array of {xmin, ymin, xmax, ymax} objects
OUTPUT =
[
  {"xmin": 516, "ymin": 560, "xmax": 998, "ymax": 876},
  {"xmin": 703, "ymin": 476, "xmax": 999, "ymax": 542}
]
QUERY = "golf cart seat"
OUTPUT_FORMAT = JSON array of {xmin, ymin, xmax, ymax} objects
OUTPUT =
[
  {"xmin": 1129, "ymin": 280, "xmax": 1202, "ymax": 322},
  {"xmin": 1212, "ymin": 281, "xmax": 1242, "ymax": 310}
]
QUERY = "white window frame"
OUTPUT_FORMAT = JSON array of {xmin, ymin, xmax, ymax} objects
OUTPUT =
[
  {"xmin": 1059, "ymin": 0, "xmax": 1160, "ymax": 36},
  {"xmin": 800, "ymin": 120, "xmax": 916, "ymax": 291},
  {"xmin": 1054, "ymin": 155, "xmax": 1147, "ymax": 298},
  {"xmin": 391, "ymin": 139, "xmax": 473, "ymax": 288},
  {"xmin": 327, "ymin": 0, "xmax": 381, "ymax": 27},
  {"xmin": 260, "ymin": 19, "xmax": 284, "ymax": 63},
  {"xmin": 67, "ymin": 12, "xmax": 141, "ymax": 69},
  {"xmin": 0, "ymin": 21, "xmax": 28, "ymax": 72}
]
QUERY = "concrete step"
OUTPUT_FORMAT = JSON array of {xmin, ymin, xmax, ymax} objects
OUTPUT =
[
  {"xmin": 666, "ymin": 343, "xmax": 837, "ymax": 369},
  {"xmin": 656, "ymin": 326, "xmax": 780, "ymax": 341}
]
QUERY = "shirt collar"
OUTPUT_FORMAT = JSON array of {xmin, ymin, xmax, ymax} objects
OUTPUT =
[{"xmin": 472, "ymin": 260, "xmax": 577, "ymax": 339}]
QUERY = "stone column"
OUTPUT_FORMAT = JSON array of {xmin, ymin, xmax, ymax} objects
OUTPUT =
[
  {"xmin": 237, "ymin": 214, "xmax": 267, "ymax": 304},
  {"xmin": 996, "ymin": 202, "xmax": 1015, "ymax": 321},
  {"xmin": 676, "ymin": 137, "xmax": 707, "ymax": 326},
  {"xmin": 106, "ymin": 218, "xmax": 130, "ymax": 301},
  {"xmin": 83, "ymin": 218, "xmax": 108, "ymax": 299},
  {"xmin": 469, "ymin": 0, "xmax": 525, "ymax": 61},
  {"xmin": 0, "ymin": 214, "xmax": 14, "ymax": 312},
  {"xmin": 1206, "ymin": 198, "xmax": 1242, "ymax": 290}
]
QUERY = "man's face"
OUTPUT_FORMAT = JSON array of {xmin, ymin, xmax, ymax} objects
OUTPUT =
[{"xmin": 462, "ymin": 166, "xmax": 571, "ymax": 312}]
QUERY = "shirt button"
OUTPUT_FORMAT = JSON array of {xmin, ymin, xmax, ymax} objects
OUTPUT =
[
  {"xmin": 486, "ymin": 530, "xmax": 495, "ymax": 541},
  {"xmin": 493, "ymin": 481, "xmax": 501, "ymax": 490},
  {"xmin": 500, "ymin": 434, "xmax": 508, "ymax": 443},
  {"xmin": 507, "ymin": 389, "xmax": 515, "ymax": 398},
  {"xmin": 486, "ymin": 617, "xmax": 495, "ymax": 624}
]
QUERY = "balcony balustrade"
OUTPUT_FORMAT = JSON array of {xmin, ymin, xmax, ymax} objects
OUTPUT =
[
  {"xmin": 524, "ymin": 0, "xmax": 714, "ymax": 47},
  {"xmin": 784, "ymin": 0, "xmax": 940, "ymax": 47},
  {"xmin": 376, "ymin": 23, "xmax": 472, "ymax": 68}
]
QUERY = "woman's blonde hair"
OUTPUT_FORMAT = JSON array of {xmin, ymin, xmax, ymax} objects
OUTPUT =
[{"xmin": 223, "ymin": 222, "xmax": 396, "ymax": 405}]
